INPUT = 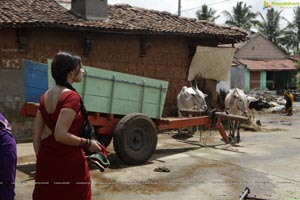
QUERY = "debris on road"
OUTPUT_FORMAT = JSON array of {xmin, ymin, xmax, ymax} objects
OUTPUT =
[{"xmin": 154, "ymin": 167, "xmax": 171, "ymax": 173}]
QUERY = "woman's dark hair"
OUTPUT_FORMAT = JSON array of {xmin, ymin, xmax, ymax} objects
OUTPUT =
[
  {"xmin": 51, "ymin": 51, "xmax": 94, "ymax": 139},
  {"xmin": 51, "ymin": 51, "xmax": 81, "ymax": 83}
]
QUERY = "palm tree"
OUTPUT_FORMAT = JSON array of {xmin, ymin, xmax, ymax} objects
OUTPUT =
[
  {"xmin": 256, "ymin": 8, "xmax": 283, "ymax": 43},
  {"xmin": 196, "ymin": 4, "xmax": 219, "ymax": 22},
  {"xmin": 222, "ymin": 1, "xmax": 258, "ymax": 32},
  {"xmin": 278, "ymin": 7, "xmax": 300, "ymax": 53}
]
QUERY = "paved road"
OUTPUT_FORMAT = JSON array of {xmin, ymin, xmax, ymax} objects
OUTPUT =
[{"xmin": 15, "ymin": 104, "xmax": 300, "ymax": 200}]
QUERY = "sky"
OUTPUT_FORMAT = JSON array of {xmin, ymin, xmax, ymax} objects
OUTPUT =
[{"xmin": 108, "ymin": 0, "xmax": 299, "ymax": 27}]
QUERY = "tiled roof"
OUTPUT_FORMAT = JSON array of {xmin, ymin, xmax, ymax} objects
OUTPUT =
[
  {"xmin": 0, "ymin": 0, "xmax": 247, "ymax": 43},
  {"xmin": 239, "ymin": 59, "xmax": 296, "ymax": 71},
  {"xmin": 291, "ymin": 54, "xmax": 300, "ymax": 62},
  {"xmin": 232, "ymin": 58, "xmax": 244, "ymax": 66}
]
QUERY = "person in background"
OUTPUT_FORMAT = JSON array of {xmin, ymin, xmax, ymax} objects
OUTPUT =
[
  {"xmin": 0, "ymin": 112, "xmax": 17, "ymax": 200},
  {"xmin": 284, "ymin": 90, "xmax": 293, "ymax": 116},
  {"xmin": 32, "ymin": 51, "xmax": 102, "ymax": 200}
]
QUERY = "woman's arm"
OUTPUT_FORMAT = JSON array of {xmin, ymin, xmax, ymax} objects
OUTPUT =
[
  {"xmin": 54, "ymin": 108, "xmax": 102, "ymax": 152},
  {"xmin": 53, "ymin": 108, "xmax": 81, "ymax": 146},
  {"xmin": 32, "ymin": 110, "xmax": 44, "ymax": 155}
]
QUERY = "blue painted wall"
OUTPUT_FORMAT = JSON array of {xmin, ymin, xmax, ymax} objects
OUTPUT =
[{"xmin": 23, "ymin": 60, "xmax": 48, "ymax": 103}]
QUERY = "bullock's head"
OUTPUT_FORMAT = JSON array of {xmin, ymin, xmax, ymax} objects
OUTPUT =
[
  {"xmin": 233, "ymin": 88, "xmax": 248, "ymax": 115},
  {"xmin": 191, "ymin": 83, "xmax": 208, "ymax": 111}
]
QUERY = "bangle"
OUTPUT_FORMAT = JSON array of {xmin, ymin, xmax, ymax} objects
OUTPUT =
[
  {"xmin": 80, "ymin": 138, "xmax": 83, "ymax": 147},
  {"xmin": 85, "ymin": 139, "xmax": 90, "ymax": 150},
  {"xmin": 87, "ymin": 139, "xmax": 91, "ymax": 148},
  {"xmin": 85, "ymin": 139, "xmax": 88, "ymax": 149}
]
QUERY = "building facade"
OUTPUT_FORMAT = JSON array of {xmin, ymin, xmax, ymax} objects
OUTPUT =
[{"xmin": 0, "ymin": 0, "xmax": 247, "ymax": 141}]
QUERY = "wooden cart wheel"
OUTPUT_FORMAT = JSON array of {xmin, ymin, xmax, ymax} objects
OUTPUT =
[{"xmin": 113, "ymin": 113, "xmax": 157, "ymax": 165}]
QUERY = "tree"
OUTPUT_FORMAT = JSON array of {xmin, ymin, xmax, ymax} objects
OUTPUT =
[
  {"xmin": 196, "ymin": 4, "xmax": 219, "ymax": 22},
  {"xmin": 278, "ymin": 7, "xmax": 300, "ymax": 53},
  {"xmin": 256, "ymin": 8, "xmax": 283, "ymax": 43},
  {"xmin": 222, "ymin": 1, "xmax": 258, "ymax": 31}
]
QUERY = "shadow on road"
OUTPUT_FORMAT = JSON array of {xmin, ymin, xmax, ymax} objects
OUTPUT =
[
  {"xmin": 179, "ymin": 140, "xmax": 248, "ymax": 154},
  {"xmin": 17, "ymin": 163, "xmax": 36, "ymax": 178}
]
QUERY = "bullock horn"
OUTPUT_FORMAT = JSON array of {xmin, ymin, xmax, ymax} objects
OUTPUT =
[
  {"xmin": 234, "ymin": 88, "xmax": 241, "ymax": 97},
  {"xmin": 189, "ymin": 81, "xmax": 196, "ymax": 91},
  {"xmin": 195, "ymin": 79, "xmax": 199, "ymax": 90},
  {"xmin": 190, "ymin": 80, "xmax": 199, "ymax": 91}
]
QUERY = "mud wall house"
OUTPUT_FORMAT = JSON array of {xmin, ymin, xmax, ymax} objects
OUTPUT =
[
  {"xmin": 0, "ymin": 0, "xmax": 247, "ymax": 141},
  {"xmin": 233, "ymin": 33, "xmax": 296, "ymax": 92}
]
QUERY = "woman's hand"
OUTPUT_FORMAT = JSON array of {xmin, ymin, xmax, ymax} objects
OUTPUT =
[{"xmin": 88, "ymin": 139, "xmax": 102, "ymax": 153}]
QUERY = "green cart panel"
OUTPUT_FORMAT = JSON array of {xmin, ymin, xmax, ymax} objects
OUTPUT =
[{"xmin": 48, "ymin": 60, "xmax": 168, "ymax": 119}]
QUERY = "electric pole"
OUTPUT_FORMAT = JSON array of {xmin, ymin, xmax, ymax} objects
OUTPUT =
[{"xmin": 178, "ymin": 0, "xmax": 181, "ymax": 16}]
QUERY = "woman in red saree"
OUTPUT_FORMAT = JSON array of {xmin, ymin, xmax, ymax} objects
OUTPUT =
[{"xmin": 32, "ymin": 52, "xmax": 102, "ymax": 200}]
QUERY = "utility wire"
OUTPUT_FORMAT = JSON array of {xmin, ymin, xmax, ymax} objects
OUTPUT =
[{"xmin": 181, "ymin": 0, "xmax": 232, "ymax": 13}]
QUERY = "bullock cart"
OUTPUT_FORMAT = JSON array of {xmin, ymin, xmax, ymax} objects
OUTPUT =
[{"xmin": 21, "ymin": 60, "xmax": 248, "ymax": 165}]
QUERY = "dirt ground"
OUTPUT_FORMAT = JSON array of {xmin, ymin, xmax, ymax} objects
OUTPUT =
[{"xmin": 15, "ymin": 103, "xmax": 300, "ymax": 200}]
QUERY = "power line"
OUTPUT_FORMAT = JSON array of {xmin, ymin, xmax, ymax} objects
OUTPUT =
[
  {"xmin": 206, "ymin": 0, "xmax": 232, "ymax": 6},
  {"xmin": 181, "ymin": 0, "xmax": 232, "ymax": 13}
]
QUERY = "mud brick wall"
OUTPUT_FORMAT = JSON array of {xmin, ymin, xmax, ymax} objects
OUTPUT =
[{"xmin": 0, "ymin": 27, "xmax": 217, "ymax": 141}]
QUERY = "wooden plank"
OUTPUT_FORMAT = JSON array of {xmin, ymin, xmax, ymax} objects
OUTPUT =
[
  {"xmin": 156, "ymin": 116, "xmax": 211, "ymax": 131},
  {"xmin": 215, "ymin": 112, "xmax": 249, "ymax": 122}
]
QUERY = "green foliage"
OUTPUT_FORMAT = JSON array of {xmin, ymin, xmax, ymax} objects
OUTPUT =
[
  {"xmin": 295, "ymin": 49, "xmax": 300, "ymax": 54},
  {"xmin": 295, "ymin": 73, "xmax": 300, "ymax": 90},
  {"xmin": 196, "ymin": 4, "xmax": 219, "ymax": 22},
  {"xmin": 256, "ymin": 8, "xmax": 283, "ymax": 43},
  {"xmin": 277, "ymin": 7, "xmax": 300, "ymax": 53},
  {"xmin": 294, "ymin": 61, "xmax": 300, "ymax": 69},
  {"xmin": 275, "ymin": 43, "xmax": 291, "ymax": 55},
  {"xmin": 222, "ymin": 1, "xmax": 258, "ymax": 32}
]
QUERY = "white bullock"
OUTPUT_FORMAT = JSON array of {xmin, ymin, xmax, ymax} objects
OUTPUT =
[
  {"xmin": 177, "ymin": 86, "xmax": 208, "ymax": 117},
  {"xmin": 225, "ymin": 88, "xmax": 248, "ymax": 116},
  {"xmin": 224, "ymin": 88, "xmax": 248, "ymax": 143}
]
